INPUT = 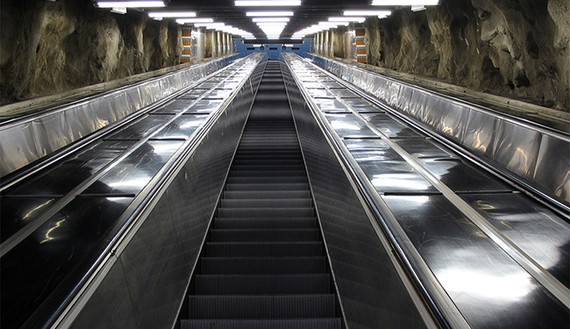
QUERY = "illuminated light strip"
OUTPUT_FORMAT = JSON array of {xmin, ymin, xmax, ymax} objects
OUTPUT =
[
  {"xmin": 236, "ymin": 0, "xmax": 300, "ymax": 6},
  {"xmin": 96, "ymin": 1, "xmax": 165, "ymax": 8},
  {"xmin": 176, "ymin": 18, "xmax": 215, "ymax": 24},
  {"xmin": 148, "ymin": 11, "xmax": 196, "ymax": 18},
  {"xmin": 343, "ymin": 10, "xmax": 391, "ymax": 16},
  {"xmin": 371, "ymin": 0, "xmax": 437, "ymax": 5},
  {"xmin": 252, "ymin": 17, "xmax": 290, "ymax": 22},
  {"xmin": 246, "ymin": 11, "xmax": 294, "ymax": 16}
]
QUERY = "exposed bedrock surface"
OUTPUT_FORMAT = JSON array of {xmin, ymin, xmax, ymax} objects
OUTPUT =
[
  {"xmin": 0, "ymin": 0, "xmax": 182, "ymax": 105},
  {"xmin": 369, "ymin": 0, "xmax": 569, "ymax": 110}
]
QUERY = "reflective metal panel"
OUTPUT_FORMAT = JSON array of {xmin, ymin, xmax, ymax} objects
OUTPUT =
[
  {"xmin": 533, "ymin": 135, "xmax": 570, "ymax": 206},
  {"xmin": 179, "ymin": 89, "xmax": 208, "ymax": 99},
  {"xmin": 462, "ymin": 193, "xmax": 570, "ymax": 287},
  {"xmin": 285, "ymin": 73, "xmax": 429, "ymax": 328},
  {"xmin": 312, "ymin": 98, "xmax": 347, "ymax": 112},
  {"xmin": 6, "ymin": 141, "xmax": 135, "ymax": 196},
  {"xmin": 153, "ymin": 99, "xmax": 197, "ymax": 114},
  {"xmin": 333, "ymin": 89, "xmax": 359, "ymax": 98},
  {"xmin": 0, "ymin": 197, "xmax": 133, "ymax": 329},
  {"xmin": 343, "ymin": 98, "xmax": 383, "ymax": 113},
  {"xmin": 106, "ymin": 115, "xmax": 173, "ymax": 141},
  {"xmin": 185, "ymin": 100, "xmax": 223, "ymax": 114},
  {"xmin": 421, "ymin": 159, "xmax": 513, "ymax": 193},
  {"xmin": 307, "ymin": 89, "xmax": 335, "ymax": 98},
  {"xmin": 0, "ymin": 55, "xmax": 241, "ymax": 177},
  {"xmin": 205, "ymin": 89, "xmax": 234, "ymax": 99},
  {"xmin": 394, "ymin": 139, "xmax": 455, "ymax": 159},
  {"xmin": 151, "ymin": 115, "xmax": 209, "ymax": 140},
  {"xmin": 343, "ymin": 138, "xmax": 389, "ymax": 150},
  {"xmin": 83, "ymin": 141, "xmax": 183, "ymax": 195},
  {"xmin": 324, "ymin": 113, "xmax": 378, "ymax": 138},
  {"xmin": 70, "ymin": 259, "xmax": 138, "ymax": 329},
  {"xmin": 492, "ymin": 120, "xmax": 541, "ymax": 179},
  {"xmin": 361, "ymin": 113, "xmax": 423, "ymax": 138},
  {"xmin": 0, "ymin": 197, "xmax": 57, "ymax": 243},
  {"xmin": 382, "ymin": 194, "xmax": 569, "ymax": 329},
  {"xmin": 462, "ymin": 109, "xmax": 498, "ymax": 158}
]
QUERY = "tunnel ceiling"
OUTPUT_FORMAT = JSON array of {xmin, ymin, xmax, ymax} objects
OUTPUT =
[{"xmin": 117, "ymin": 0, "xmax": 419, "ymax": 38}]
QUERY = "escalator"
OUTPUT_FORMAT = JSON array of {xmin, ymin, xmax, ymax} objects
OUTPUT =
[{"xmin": 180, "ymin": 61, "xmax": 342, "ymax": 328}]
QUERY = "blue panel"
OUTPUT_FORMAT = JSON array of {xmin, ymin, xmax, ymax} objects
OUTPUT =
[{"xmin": 235, "ymin": 37, "xmax": 313, "ymax": 59}]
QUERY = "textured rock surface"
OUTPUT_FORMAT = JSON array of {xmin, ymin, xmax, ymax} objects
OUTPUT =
[
  {"xmin": 0, "ymin": 0, "xmax": 182, "ymax": 105},
  {"xmin": 367, "ymin": 0, "xmax": 569, "ymax": 110}
]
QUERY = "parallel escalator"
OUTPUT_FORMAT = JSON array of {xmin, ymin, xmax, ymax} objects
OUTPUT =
[{"xmin": 180, "ymin": 61, "xmax": 342, "ymax": 328}]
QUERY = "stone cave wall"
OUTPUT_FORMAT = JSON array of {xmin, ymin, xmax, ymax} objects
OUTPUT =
[
  {"xmin": 366, "ymin": 0, "xmax": 569, "ymax": 110},
  {"xmin": 0, "ymin": 0, "xmax": 183, "ymax": 106}
]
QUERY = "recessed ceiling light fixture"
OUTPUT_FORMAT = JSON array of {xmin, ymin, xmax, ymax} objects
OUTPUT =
[
  {"xmin": 246, "ymin": 11, "xmax": 294, "ymax": 17},
  {"xmin": 236, "ymin": 0, "xmax": 301, "ymax": 6},
  {"xmin": 148, "ymin": 11, "xmax": 196, "ymax": 18},
  {"xmin": 371, "ymin": 0, "xmax": 438, "ymax": 5},
  {"xmin": 96, "ymin": 1, "xmax": 165, "ymax": 8},
  {"xmin": 176, "ymin": 18, "xmax": 215, "ymax": 24},
  {"xmin": 329, "ymin": 16, "xmax": 365, "ymax": 23},
  {"xmin": 252, "ymin": 17, "xmax": 290, "ymax": 22},
  {"xmin": 343, "ymin": 10, "xmax": 391, "ymax": 17}
]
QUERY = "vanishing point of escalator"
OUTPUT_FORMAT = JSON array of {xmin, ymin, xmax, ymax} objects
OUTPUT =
[{"xmin": 180, "ymin": 61, "xmax": 342, "ymax": 328}]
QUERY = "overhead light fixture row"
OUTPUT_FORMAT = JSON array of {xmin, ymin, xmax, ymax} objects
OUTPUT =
[
  {"xmin": 371, "ymin": 0, "xmax": 438, "ymax": 5},
  {"xmin": 329, "ymin": 16, "xmax": 365, "ymax": 23},
  {"xmin": 246, "ymin": 11, "xmax": 294, "ymax": 17},
  {"xmin": 235, "ymin": 0, "xmax": 301, "ymax": 6},
  {"xmin": 343, "ymin": 10, "xmax": 391, "ymax": 17},
  {"xmin": 176, "ymin": 18, "xmax": 215, "ymax": 24},
  {"xmin": 148, "ymin": 11, "xmax": 196, "ymax": 18},
  {"xmin": 252, "ymin": 17, "xmax": 290, "ymax": 22},
  {"xmin": 96, "ymin": 1, "xmax": 165, "ymax": 8}
]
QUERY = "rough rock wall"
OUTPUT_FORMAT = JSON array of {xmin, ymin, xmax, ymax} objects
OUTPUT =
[
  {"xmin": 0, "ymin": 0, "xmax": 182, "ymax": 105},
  {"xmin": 368, "ymin": 0, "xmax": 569, "ymax": 110}
]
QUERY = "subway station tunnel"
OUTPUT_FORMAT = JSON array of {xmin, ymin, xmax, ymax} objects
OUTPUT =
[{"xmin": 0, "ymin": 0, "xmax": 568, "ymax": 328}]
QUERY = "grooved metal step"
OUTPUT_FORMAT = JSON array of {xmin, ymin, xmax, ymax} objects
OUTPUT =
[
  {"xmin": 210, "ymin": 229, "xmax": 321, "ymax": 242},
  {"xmin": 194, "ymin": 274, "xmax": 331, "ymax": 294},
  {"xmin": 214, "ymin": 218, "xmax": 318, "ymax": 229},
  {"xmin": 181, "ymin": 318, "xmax": 342, "ymax": 329},
  {"xmin": 200, "ymin": 257, "xmax": 328, "ymax": 274},
  {"xmin": 187, "ymin": 295, "xmax": 336, "ymax": 319},
  {"xmin": 205, "ymin": 242, "xmax": 324, "ymax": 257}
]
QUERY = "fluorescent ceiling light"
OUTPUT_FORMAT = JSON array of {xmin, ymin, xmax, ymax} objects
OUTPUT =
[
  {"xmin": 246, "ymin": 11, "xmax": 294, "ymax": 16},
  {"xmin": 252, "ymin": 17, "xmax": 290, "ymax": 22},
  {"xmin": 176, "ymin": 18, "xmax": 214, "ymax": 24},
  {"xmin": 343, "ymin": 10, "xmax": 391, "ymax": 16},
  {"xmin": 236, "ymin": 0, "xmax": 301, "ymax": 6},
  {"xmin": 411, "ymin": 5, "xmax": 426, "ymax": 11},
  {"xmin": 111, "ymin": 7, "xmax": 127, "ymax": 14},
  {"xmin": 148, "ymin": 11, "xmax": 196, "ymax": 18},
  {"xmin": 371, "ymin": 0, "xmax": 437, "ymax": 5},
  {"xmin": 97, "ymin": 1, "xmax": 165, "ymax": 8},
  {"xmin": 329, "ymin": 16, "xmax": 365, "ymax": 23}
]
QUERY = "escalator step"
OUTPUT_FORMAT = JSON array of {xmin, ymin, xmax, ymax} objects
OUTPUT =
[
  {"xmin": 217, "ymin": 207, "xmax": 315, "ymax": 218},
  {"xmin": 227, "ymin": 176, "xmax": 307, "ymax": 184},
  {"xmin": 206, "ymin": 242, "xmax": 323, "ymax": 257},
  {"xmin": 222, "ymin": 191, "xmax": 311, "ymax": 200},
  {"xmin": 225, "ymin": 183, "xmax": 309, "ymax": 192},
  {"xmin": 187, "ymin": 295, "xmax": 336, "ymax": 319},
  {"xmin": 200, "ymin": 257, "xmax": 327, "ymax": 274},
  {"xmin": 194, "ymin": 274, "xmax": 331, "ymax": 294},
  {"xmin": 210, "ymin": 229, "xmax": 320, "ymax": 242},
  {"xmin": 214, "ymin": 217, "xmax": 317, "ymax": 229},
  {"xmin": 181, "ymin": 318, "xmax": 342, "ymax": 329},
  {"xmin": 229, "ymin": 170, "xmax": 307, "ymax": 177},
  {"xmin": 220, "ymin": 199, "xmax": 312, "ymax": 208}
]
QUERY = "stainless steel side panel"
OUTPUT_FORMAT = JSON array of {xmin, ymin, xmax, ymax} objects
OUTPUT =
[
  {"xmin": 309, "ymin": 54, "xmax": 570, "ymax": 208},
  {"xmin": 0, "ymin": 55, "xmax": 241, "ymax": 178},
  {"xmin": 69, "ymin": 62, "xmax": 265, "ymax": 329},
  {"xmin": 283, "ymin": 63, "xmax": 430, "ymax": 329}
]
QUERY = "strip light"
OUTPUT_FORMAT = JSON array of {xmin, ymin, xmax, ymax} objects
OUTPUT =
[
  {"xmin": 148, "ymin": 11, "xmax": 196, "ymax": 18},
  {"xmin": 176, "ymin": 18, "xmax": 215, "ymax": 24},
  {"xmin": 343, "ymin": 10, "xmax": 391, "ymax": 17},
  {"xmin": 371, "ymin": 0, "xmax": 438, "ymax": 5},
  {"xmin": 236, "ymin": 0, "xmax": 301, "ymax": 6},
  {"xmin": 96, "ymin": 1, "xmax": 165, "ymax": 8},
  {"xmin": 246, "ymin": 11, "xmax": 294, "ymax": 16},
  {"xmin": 252, "ymin": 17, "xmax": 290, "ymax": 22},
  {"xmin": 329, "ymin": 16, "xmax": 365, "ymax": 23}
]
